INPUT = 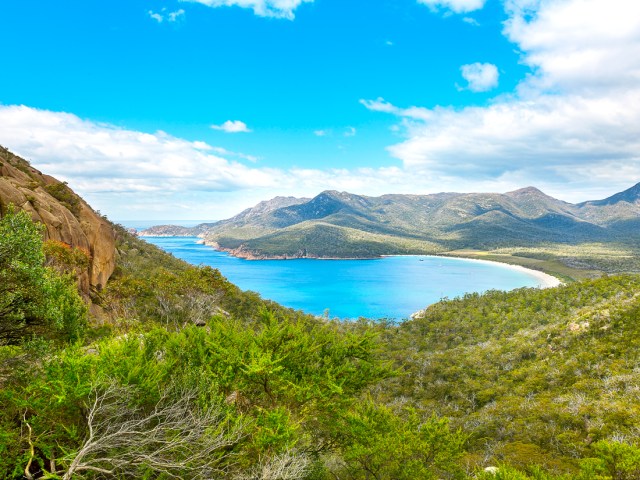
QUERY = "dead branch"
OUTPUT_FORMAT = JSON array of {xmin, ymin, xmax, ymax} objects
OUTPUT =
[
  {"xmin": 234, "ymin": 450, "xmax": 311, "ymax": 480},
  {"xmin": 63, "ymin": 383, "xmax": 246, "ymax": 479}
]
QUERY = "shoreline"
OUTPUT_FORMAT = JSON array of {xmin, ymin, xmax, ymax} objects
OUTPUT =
[
  {"xmin": 433, "ymin": 255, "xmax": 562, "ymax": 289},
  {"xmin": 203, "ymin": 241, "xmax": 563, "ymax": 289},
  {"xmin": 142, "ymin": 235, "xmax": 563, "ymax": 289}
]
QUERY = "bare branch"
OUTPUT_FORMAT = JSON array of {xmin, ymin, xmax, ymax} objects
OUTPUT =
[
  {"xmin": 23, "ymin": 412, "xmax": 35, "ymax": 480},
  {"xmin": 63, "ymin": 383, "xmax": 246, "ymax": 479},
  {"xmin": 234, "ymin": 450, "xmax": 311, "ymax": 480}
]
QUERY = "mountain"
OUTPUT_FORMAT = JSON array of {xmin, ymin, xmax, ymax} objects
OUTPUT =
[
  {"xmin": 4, "ymin": 145, "xmax": 640, "ymax": 478},
  {"xmin": 0, "ymin": 146, "xmax": 116, "ymax": 293},
  {"xmin": 142, "ymin": 183, "xmax": 640, "ymax": 260},
  {"xmin": 574, "ymin": 183, "xmax": 640, "ymax": 233},
  {"xmin": 580, "ymin": 182, "xmax": 640, "ymax": 207}
]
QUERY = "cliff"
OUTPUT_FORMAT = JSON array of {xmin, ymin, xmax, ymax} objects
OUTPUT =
[{"xmin": 0, "ymin": 146, "xmax": 116, "ymax": 293}]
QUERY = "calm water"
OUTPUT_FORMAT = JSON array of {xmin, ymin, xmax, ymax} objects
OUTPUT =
[{"xmin": 140, "ymin": 236, "xmax": 544, "ymax": 320}]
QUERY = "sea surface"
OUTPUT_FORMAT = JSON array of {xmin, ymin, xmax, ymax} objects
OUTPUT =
[{"xmin": 140, "ymin": 235, "xmax": 545, "ymax": 320}]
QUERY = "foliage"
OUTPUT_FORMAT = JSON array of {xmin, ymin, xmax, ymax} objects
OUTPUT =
[
  {"xmin": 381, "ymin": 275, "xmax": 640, "ymax": 473},
  {"xmin": 44, "ymin": 240, "xmax": 90, "ymax": 275},
  {"xmin": 580, "ymin": 440, "xmax": 640, "ymax": 480},
  {"xmin": 0, "ymin": 308, "xmax": 391, "ymax": 478},
  {"xmin": 0, "ymin": 208, "xmax": 86, "ymax": 346},
  {"xmin": 43, "ymin": 182, "xmax": 81, "ymax": 216},
  {"xmin": 335, "ymin": 402, "xmax": 466, "ymax": 479}
]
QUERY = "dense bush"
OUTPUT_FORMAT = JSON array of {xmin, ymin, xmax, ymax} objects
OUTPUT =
[
  {"xmin": 3, "ymin": 212, "xmax": 640, "ymax": 478},
  {"xmin": 0, "ymin": 208, "xmax": 86, "ymax": 346}
]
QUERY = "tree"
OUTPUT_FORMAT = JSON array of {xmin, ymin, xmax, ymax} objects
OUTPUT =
[
  {"xmin": 0, "ymin": 208, "xmax": 86, "ymax": 346},
  {"xmin": 0, "ymin": 208, "xmax": 50, "ymax": 345},
  {"xmin": 335, "ymin": 402, "xmax": 467, "ymax": 479}
]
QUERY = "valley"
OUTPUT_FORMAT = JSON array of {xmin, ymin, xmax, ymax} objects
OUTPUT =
[{"xmin": 2, "ymin": 155, "xmax": 640, "ymax": 478}]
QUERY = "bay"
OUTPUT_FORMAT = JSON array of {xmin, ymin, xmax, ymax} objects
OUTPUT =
[{"xmin": 141, "ymin": 236, "xmax": 549, "ymax": 320}]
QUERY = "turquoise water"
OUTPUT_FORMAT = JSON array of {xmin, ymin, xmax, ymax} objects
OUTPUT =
[{"xmin": 141, "ymin": 236, "xmax": 545, "ymax": 320}]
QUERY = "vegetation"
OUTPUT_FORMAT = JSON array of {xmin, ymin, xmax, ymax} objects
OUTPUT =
[
  {"xmin": 44, "ymin": 182, "xmax": 82, "ymax": 216},
  {"xmin": 143, "ymin": 187, "xmax": 640, "ymax": 280},
  {"xmin": 381, "ymin": 275, "xmax": 640, "ymax": 474},
  {"xmin": 3, "ymin": 207, "xmax": 640, "ymax": 478},
  {"xmin": 0, "ymin": 208, "xmax": 86, "ymax": 347}
]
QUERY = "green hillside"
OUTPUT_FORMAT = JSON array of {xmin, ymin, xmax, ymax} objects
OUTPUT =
[
  {"xmin": 382, "ymin": 275, "xmax": 640, "ymax": 474},
  {"xmin": 142, "ymin": 186, "xmax": 640, "ymax": 280},
  {"xmin": 2, "ymin": 149, "xmax": 640, "ymax": 479},
  {"xmin": 2, "ymin": 207, "xmax": 640, "ymax": 478}
]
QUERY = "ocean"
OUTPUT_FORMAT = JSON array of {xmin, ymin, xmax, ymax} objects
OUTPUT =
[{"xmin": 139, "ymin": 235, "xmax": 545, "ymax": 320}]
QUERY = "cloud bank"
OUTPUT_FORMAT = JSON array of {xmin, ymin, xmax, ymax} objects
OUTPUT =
[
  {"xmin": 0, "ymin": 106, "xmax": 414, "ymax": 218},
  {"xmin": 364, "ymin": 0, "xmax": 640, "ymax": 197}
]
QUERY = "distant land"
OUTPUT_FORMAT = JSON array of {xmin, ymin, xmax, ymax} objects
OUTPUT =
[{"xmin": 142, "ymin": 184, "xmax": 640, "ymax": 280}]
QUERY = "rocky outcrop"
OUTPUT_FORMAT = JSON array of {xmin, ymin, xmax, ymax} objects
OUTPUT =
[{"xmin": 0, "ymin": 146, "xmax": 116, "ymax": 293}]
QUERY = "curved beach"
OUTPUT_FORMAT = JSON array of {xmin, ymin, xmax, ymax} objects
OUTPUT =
[{"xmin": 436, "ymin": 256, "xmax": 563, "ymax": 289}]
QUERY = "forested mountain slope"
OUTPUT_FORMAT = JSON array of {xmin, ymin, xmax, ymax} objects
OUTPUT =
[
  {"xmin": 143, "ymin": 184, "xmax": 640, "ymax": 265},
  {"xmin": 1, "ymin": 146, "xmax": 640, "ymax": 479},
  {"xmin": 382, "ymin": 275, "xmax": 640, "ymax": 474}
]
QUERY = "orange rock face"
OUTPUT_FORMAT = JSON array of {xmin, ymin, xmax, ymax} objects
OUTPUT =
[{"xmin": 0, "ymin": 147, "xmax": 116, "ymax": 293}]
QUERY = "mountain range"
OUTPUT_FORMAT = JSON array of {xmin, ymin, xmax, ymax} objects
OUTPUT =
[
  {"xmin": 142, "ymin": 184, "xmax": 640, "ymax": 259},
  {"xmin": 4, "ymin": 148, "xmax": 640, "ymax": 477}
]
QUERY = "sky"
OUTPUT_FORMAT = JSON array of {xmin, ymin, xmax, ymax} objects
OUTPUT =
[{"xmin": 0, "ymin": 0, "xmax": 639, "ymax": 221}]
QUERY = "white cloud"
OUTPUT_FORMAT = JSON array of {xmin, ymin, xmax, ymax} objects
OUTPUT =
[
  {"xmin": 148, "ymin": 8, "xmax": 185, "ymax": 23},
  {"xmin": 503, "ymin": 0, "xmax": 640, "ymax": 94},
  {"xmin": 211, "ymin": 120, "xmax": 252, "ymax": 133},
  {"xmin": 362, "ymin": 0, "xmax": 640, "ymax": 198},
  {"xmin": 148, "ymin": 11, "xmax": 164, "ymax": 22},
  {"xmin": 344, "ymin": 127, "xmax": 357, "ymax": 137},
  {"xmin": 417, "ymin": 0, "xmax": 486, "ymax": 14},
  {"xmin": 181, "ymin": 0, "xmax": 313, "ymax": 19},
  {"xmin": 168, "ymin": 9, "xmax": 186, "ymax": 21},
  {"xmin": 0, "ymin": 105, "xmax": 451, "ymax": 219},
  {"xmin": 0, "ymin": 103, "xmax": 632, "ymax": 220},
  {"xmin": 0, "ymin": 106, "xmax": 273, "ymax": 193},
  {"xmin": 459, "ymin": 62, "xmax": 499, "ymax": 92},
  {"xmin": 462, "ymin": 16, "xmax": 480, "ymax": 26},
  {"xmin": 314, "ymin": 130, "xmax": 328, "ymax": 137}
]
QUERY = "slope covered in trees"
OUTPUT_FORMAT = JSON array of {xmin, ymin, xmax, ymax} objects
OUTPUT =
[
  {"xmin": 2, "ymin": 207, "xmax": 640, "ymax": 479},
  {"xmin": 1, "ymin": 148, "xmax": 640, "ymax": 478},
  {"xmin": 142, "ymin": 186, "xmax": 640, "ymax": 270}
]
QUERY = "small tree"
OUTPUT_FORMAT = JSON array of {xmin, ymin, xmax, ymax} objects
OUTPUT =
[
  {"xmin": 0, "ymin": 208, "xmax": 50, "ymax": 345},
  {"xmin": 0, "ymin": 208, "xmax": 86, "ymax": 346}
]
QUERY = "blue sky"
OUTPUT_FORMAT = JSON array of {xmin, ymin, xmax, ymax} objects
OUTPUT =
[{"xmin": 1, "ymin": 0, "xmax": 639, "ymax": 220}]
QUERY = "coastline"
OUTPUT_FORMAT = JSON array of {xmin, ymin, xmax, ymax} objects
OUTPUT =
[
  {"xmin": 142, "ymin": 235, "xmax": 563, "ymax": 289},
  {"xmin": 434, "ymin": 255, "xmax": 562, "ymax": 289},
  {"xmin": 201, "ymin": 240, "xmax": 563, "ymax": 289},
  {"xmin": 381, "ymin": 254, "xmax": 562, "ymax": 289}
]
